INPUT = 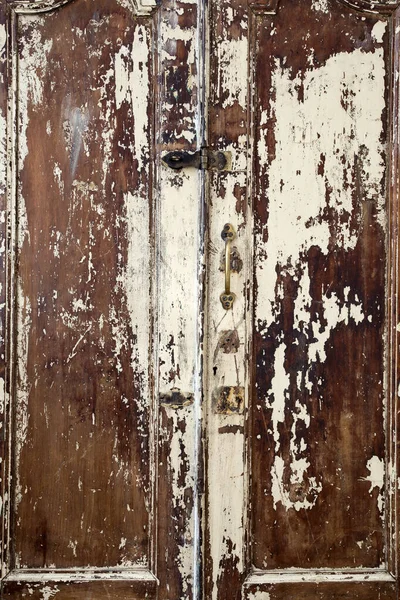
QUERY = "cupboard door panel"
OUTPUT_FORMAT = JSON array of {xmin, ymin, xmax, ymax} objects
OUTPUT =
[
  {"xmin": 2, "ymin": 0, "xmax": 202, "ymax": 597},
  {"xmin": 205, "ymin": 0, "xmax": 400, "ymax": 598}
]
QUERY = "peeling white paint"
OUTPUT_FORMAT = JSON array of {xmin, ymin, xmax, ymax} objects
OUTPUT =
[
  {"xmin": 15, "ymin": 287, "xmax": 32, "ymax": 511},
  {"xmin": 114, "ymin": 26, "xmax": 150, "ymax": 173},
  {"xmin": 208, "ymin": 425, "xmax": 244, "ymax": 600},
  {"xmin": 255, "ymin": 45, "xmax": 387, "ymax": 517},
  {"xmin": 161, "ymin": 408, "xmax": 196, "ymax": 599},
  {"xmin": 246, "ymin": 570, "xmax": 395, "ymax": 584},
  {"xmin": 361, "ymin": 455, "xmax": 385, "ymax": 514},
  {"xmin": 256, "ymin": 48, "xmax": 386, "ymax": 328},
  {"xmin": 0, "ymin": 24, "xmax": 6, "ymax": 55},
  {"xmin": 40, "ymin": 586, "xmax": 60, "ymax": 600},
  {"xmin": 311, "ymin": 0, "xmax": 329, "ymax": 12},
  {"xmin": 217, "ymin": 38, "xmax": 248, "ymax": 109},
  {"xmin": 0, "ymin": 111, "xmax": 5, "ymax": 197},
  {"xmin": 371, "ymin": 20, "xmax": 386, "ymax": 44},
  {"xmin": 18, "ymin": 19, "xmax": 53, "ymax": 167},
  {"xmin": 121, "ymin": 191, "xmax": 150, "ymax": 392},
  {"xmin": 67, "ymin": 539, "xmax": 78, "ymax": 557},
  {"xmin": 271, "ymin": 455, "xmax": 322, "ymax": 511},
  {"xmin": 158, "ymin": 170, "xmax": 200, "ymax": 391},
  {"xmin": 267, "ymin": 342, "xmax": 288, "ymax": 451},
  {"xmin": 248, "ymin": 592, "xmax": 271, "ymax": 600}
]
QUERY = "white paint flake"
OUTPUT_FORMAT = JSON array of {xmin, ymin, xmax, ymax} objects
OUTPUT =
[
  {"xmin": 361, "ymin": 455, "xmax": 385, "ymax": 514},
  {"xmin": 371, "ymin": 20, "xmax": 387, "ymax": 44},
  {"xmin": 267, "ymin": 342, "xmax": 288, "ymax": 450},
  {"xmin": 217, "ymin": 38, "xmax": 248, "ymax": 109},
  {"xmin": 40, "ymin": 586, "xmax": 60, "ymax": 600},
  {"xmin": 256, "ymin": 47, "xmax": 386, "ymax": 328},
  {"xmin": 248, "ymin": 592, "xmax": 271, "ymax": 600},
  {"xmin": 0, "ymin": 24, "xmax": 6, "ymax": 55},
  {"xmin": 311, "ymin": 0, "xmax": 329, "ymax": 11},
  {"xmin": 67, "ymin": 539, "xmax": 78, "ymax": 557},
  {"xmin": 114, "ymin": 26, "xmax": 150, "ymax": 173},
  {"xmin": 18, "ymin": 19, "xmax": 53, "ymax": 166}
]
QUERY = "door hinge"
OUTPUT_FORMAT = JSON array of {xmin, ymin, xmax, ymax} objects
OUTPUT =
[{"xmin": 162, "ymin": 147, "xmax": 231, "ymax": 171}]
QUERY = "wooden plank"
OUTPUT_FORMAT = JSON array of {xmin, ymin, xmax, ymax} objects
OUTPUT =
[
  {"xmin": 205, "ymin": 1, "xmax": 250, "ymax": 599},
  {"xmin": 387, "ymin": 7, "xmax": 400, "ymax": 582},
  {"xmin": 0, "ymin": 0, "xmax": 8, "ymax": 581},
  {"xmin": 155, "ymin": 1, "xmax": 202, "ymax": 600}
]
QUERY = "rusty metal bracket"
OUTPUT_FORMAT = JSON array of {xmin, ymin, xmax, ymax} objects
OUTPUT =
[
  {"xmin": 159, "ymin": 388, "xmax": 194, "ymax": 409},
  {"xmin": 213, "ymin": 386, "xmax": 244, "ymax": 415},
  {"xmin": 162, "ymin": 148, "xmax": 231, "ymax": 171}
]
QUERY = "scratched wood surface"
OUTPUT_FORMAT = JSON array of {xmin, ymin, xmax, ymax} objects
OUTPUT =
[
  {"xmin": 1, "ymin": 576, "xmax": 157, "ymax": 599},
  {"xmin": 14, "ymin": 0, "xmax": 154, "ymax": 570}
]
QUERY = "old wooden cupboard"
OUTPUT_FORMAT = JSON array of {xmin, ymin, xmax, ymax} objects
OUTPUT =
[{"xmin": 1, "ymin": 0, "xmax": 400, "ymax": 598}]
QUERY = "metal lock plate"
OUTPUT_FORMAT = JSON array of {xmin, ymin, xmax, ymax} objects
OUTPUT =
[{"xmin": 162, "ymin": 148, "xmax": 231, "ymax": 171}]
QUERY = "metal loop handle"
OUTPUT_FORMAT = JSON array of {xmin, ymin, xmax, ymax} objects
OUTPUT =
[{"xmin": 220, "ymin": 224, "xmax": 236, "ymax": 310}]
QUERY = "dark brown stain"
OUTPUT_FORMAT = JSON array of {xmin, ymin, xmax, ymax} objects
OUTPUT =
[
  {"xmin": 248, "ymin": 0, "xmax": 280, "ymax": 14},
  {"xmin": 218, "ymin": 424, "xmax": 244, "ymax": 434},
  {"xmin": 216, "ymin": 538, "xmax": 243, "ymax": 600},
  {"xmin": 159, "ymin": 1, "xmax": 198, "ymax": 149}
]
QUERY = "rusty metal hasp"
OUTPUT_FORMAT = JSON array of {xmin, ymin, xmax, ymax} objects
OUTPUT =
[{"xmin": 162, "ymin": 147, "xmax": 231, "ymax": 171}]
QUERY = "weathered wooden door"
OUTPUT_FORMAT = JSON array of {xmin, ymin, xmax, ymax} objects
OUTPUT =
[{"xmin": 1, "ymin": 0, "xmax": 400, "ymax": 599}]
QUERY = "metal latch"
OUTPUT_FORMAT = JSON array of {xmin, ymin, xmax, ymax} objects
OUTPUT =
[{"xmin": 162, "ymin": 147, "xmax": 231, "ymax": 171}]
